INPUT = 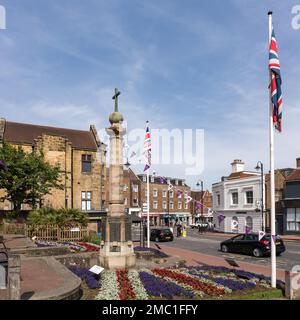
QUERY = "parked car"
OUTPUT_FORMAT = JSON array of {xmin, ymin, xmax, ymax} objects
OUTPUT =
[
  {"xmin": 190, "ymin": 222, "xmax": 208, "ymax": 229},
  {"xmin": 150, "ymin": 228, "xmax": 174, "ymax": 242},
  {"xmin": 220, "ymin": 233, "xmax": 286, "ymax": 257}
]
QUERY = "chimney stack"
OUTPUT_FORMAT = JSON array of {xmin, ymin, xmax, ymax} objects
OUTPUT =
[
  {"xmin": 231, "ymin": 159, "xmax": 245, "ymax": 173},
  {"xmin": 296, "ymin": 158, "xmax": 300, "ymax": 168}
]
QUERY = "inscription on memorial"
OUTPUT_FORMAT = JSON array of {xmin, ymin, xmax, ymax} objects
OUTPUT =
[{"xmin": 110, "ymin": 222, "xmax": 121, "ymax": 242}]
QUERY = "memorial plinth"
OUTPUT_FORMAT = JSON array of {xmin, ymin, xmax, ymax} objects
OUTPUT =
[{"xmin": 99, "ymin": 89, "xmax": 136, "ymax": 269}]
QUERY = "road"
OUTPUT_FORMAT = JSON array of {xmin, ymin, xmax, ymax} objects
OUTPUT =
[{"xmin": 161, "ymin": 228, "xmax": 300, "ymax": 271}]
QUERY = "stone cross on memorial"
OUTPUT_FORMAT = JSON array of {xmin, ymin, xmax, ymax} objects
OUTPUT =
[{"xmin": 99, "ymin": 88, "xmax": 136, "ymax": 269}]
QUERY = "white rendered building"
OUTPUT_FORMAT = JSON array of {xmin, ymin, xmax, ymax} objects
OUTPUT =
[{"xmin": 212, "ymin": 160, "xmax": 265, "ymax": 234}]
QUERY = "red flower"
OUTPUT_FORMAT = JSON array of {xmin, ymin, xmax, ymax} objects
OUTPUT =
[
  {"xmin": 116, "ymin": 269, "xmax": 136, "ymax": 300},
  {"xmin": 153, "ymin": 269, "xmax": 225, "ymax": 296}
]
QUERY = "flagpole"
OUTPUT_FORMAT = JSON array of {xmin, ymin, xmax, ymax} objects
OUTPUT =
[
  {"xmin": 147, "ymin": 167, "xmax": 150, "ymax": 248},
  {"xmin": 268, "ymin": 11, "xmax": 277, "ymax": 288}
]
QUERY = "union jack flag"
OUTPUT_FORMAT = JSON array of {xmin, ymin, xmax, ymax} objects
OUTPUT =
[
  {"xmin": 143, "ymin": 122, "xmax": 151, "ymax": 171},
  {"xmin": 269, "ymin": 26, "xmax": 283, "ymax": 132}
]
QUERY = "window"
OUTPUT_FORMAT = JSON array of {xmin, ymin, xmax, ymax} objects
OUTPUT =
[
  {"xmin": 163, "ymin": 190, "xmax": 167, "ymax": 198},
  {"xmin": 163, "ymin": 201, "xmax": 167, "ymax": 210},
  {"xmin": 124, "ymin": 198, "xmax": 128, "ymax": 205},
  {"xmin": 123, "ymin": 184, "xmax": 128, "ymax": 191},
  {"xmin": 153, "ymin": 201, "xmax": 158, "ymax": 209},
  {"xmin": 170, "ymin": 202, "xmax": 174, "ymax": 210},
  {"xmin": 184, "ymin": 203, "xmax": 188, "ymax": 210},
  {"xmin": 217, "ymin": 194, "xmax": 221, "ymax": 206},
  {"xmin": 231, "ymin": 192, "xmax": 238, "ymax": 205},
  {"xmin": 81, "ymin": 155, "xmax": 92, "ymax": 173},
  {"xmin": 153, "ymin": 189, "xmax": 158, "ymax": 197},
  {"xmin": 287, "ymin": 208, "xmax": 300, "ymax": 231},
  {"xmin": 178, "ymin": 202, "xmax": 182, "ymax": 210},
  {"xmin": 175, "ymin": 180, "xmax": 179, "ymax": 186},
  {"xmin": 169, "ymin": 190, "xmax": 174, "ymax": 198},
  {"xmin": 143, "ymin": 175, "xmax": 146, "ymax": 182},
  {"xmin": 151, "ymin": 176, "xmax": 154, "ymax": 183},
  {"xmin": 133, "ymin": 198, "xmax": 138, "ymax": 206},
  {"xmin": 132, "ymin": 184, "xmax": 138, "ymax": 193},
  {"xmin": 81, "ymin": 192, "xmax": 91, "ymax": 211},
  {"xmin": 245, "ymin": 191, "xmax": 253, "ymax": 204}
]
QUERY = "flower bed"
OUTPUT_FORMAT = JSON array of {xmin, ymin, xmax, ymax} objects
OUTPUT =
[
  {"xmin": 34, "ymin": 240, "xmax": 100, "ymax": 252},
  {"xmin": 94, "ymin": 266, "xmax": 274, "ymax": 300},
  {"xmin": 68, "ymin": 266, "xmax": 100, "ymax": 289}
]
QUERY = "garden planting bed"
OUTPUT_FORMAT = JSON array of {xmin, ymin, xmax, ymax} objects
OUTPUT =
[
  {"xmin": 70, "ymin": 265, "xmax": 283, "ymax": 300},
  {"xmin": 34, "ymin": 240, "xmax": 100, "ymax": 253}
]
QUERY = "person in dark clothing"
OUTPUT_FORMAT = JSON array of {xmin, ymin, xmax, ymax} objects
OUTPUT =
[{"xmin": 177, "ymin": 224, "xmax": 182, "ymax": 237}]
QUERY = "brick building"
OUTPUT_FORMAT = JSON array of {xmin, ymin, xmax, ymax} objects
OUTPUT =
[
  {"xmin": 123, "ymin": 168, "xmax": 142, "ymax": 216},
  {"xmin": 282, "ymin": 158, "xmax": 300, "ymax": 235},
  {"xmin": 137, "ymin": 174, "xmax": 192, "ymax": 226},
  {"xmin": 0, "ymin": 118, "xmax": 107, "ymax": 230},
  {"xmin": 190, "ymin": 190, "xmax": 213, "ymax": 224},
  {"xmin": 264, "ymin": 168, "xmax": 293, "ymax": 234}
]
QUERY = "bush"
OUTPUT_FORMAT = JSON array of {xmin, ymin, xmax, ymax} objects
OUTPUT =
[
  {"xmin": 83, "ymin": 233, "xmax": 101, "ymax": 245},
  {"xmin": 27, "ymin": 207, "xmax": 88, "ymax": 227}
]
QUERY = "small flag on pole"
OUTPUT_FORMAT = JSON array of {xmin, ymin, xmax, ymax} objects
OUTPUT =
[
  {"xmin": 160, "ymin": 177, "xmax": 166, "ymax": 184},
  {"xmin": 185, "ymin": 195, "xmax": 193, "ymax": 204},
  {"xmin": 195, "ymin": 201, "xmax": 202, "ymax": 210},
  {"xmin": 269, "ymin": 25, "xmax": 283, "ymax": 132},
  {"xmin": 176, "ymin": 190, "xmax": 183, "ymax": 198},
  {"xmin": 130, "ymin": 151, "xmax": 137, "ymax": 158},
  {"xmin": 143, "ymin": 122, "xmax": 151, "ymax": 171},
  {"xmin": 258, "ymin": 230, "xmax": 266, "ymax": 241},
  {"xmin": 218, "ymin": 214, "xmax": 226, "ymax": 225}
]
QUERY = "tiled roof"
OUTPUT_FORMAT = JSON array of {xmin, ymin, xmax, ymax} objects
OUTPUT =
[
  {"xmin": 286, "ymin": 169, "xmax": 300, "ymax": 181},
  {"xmin": 227, "ymin": 172, "xmax": 259, "ymax": 180},
  {"xmin": 3, "ymin": 121, "xmax": 98, "ymax": 151}
]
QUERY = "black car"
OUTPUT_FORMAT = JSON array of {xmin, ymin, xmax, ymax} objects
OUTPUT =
[
  {"xmin": 220, "ymin": 233, "xmax": 286, "ymax": 257},
  {"xmin": 150, "ymin": 228, "xmax": 174, "ymax": 242}
]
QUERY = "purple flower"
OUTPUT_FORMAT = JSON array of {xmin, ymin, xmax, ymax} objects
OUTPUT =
[
  {"xmin": 139, "ymin": 271, "xmax": 193, "ymax": 299},
  {"xmin": 68, "ymin": 266, "xmax": 100, "ymax": 289}
]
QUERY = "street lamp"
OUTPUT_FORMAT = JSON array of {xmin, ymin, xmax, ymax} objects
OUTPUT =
[
  {"xmin": 255, "ymin": 161, "xmax": 264, "ymax": 231},
  {"xmin": 196, "ymin": 180, "xmax": 204, "ymax": 224}
]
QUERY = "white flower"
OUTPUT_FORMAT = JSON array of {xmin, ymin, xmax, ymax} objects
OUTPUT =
[
  {"xmin": 127, "ymin": 270, "xmax": 149, "ymax": 300},
  {"xmin": 95, "ymin": 271, "xmax": 119, "ymax": 300}
]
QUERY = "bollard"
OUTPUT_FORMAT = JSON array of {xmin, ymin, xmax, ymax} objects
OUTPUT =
[
  {"xmin": 8, "ymin": 255, "xmax": 21, "ymax": 300},
  {"xmin": 285, "ymin": 269, "xmax": 300, "ymax": 300}
]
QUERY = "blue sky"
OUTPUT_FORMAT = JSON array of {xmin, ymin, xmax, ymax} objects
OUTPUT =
[{"xmin": 1, "ymin": 0, "xmax": 300, "ymax": 190}]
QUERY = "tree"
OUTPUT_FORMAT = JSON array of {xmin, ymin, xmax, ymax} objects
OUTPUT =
[{"xmin": 0, "ymin": 143, "xmax": 63, "ymax": 216}]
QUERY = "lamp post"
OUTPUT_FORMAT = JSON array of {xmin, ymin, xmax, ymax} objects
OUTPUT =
[
  {"xmin": 124, "ymin": 158, "xmax": 131, "ymax": 215},
  {"xmin": 255, "ymin": 161, "xmax": 264, "ymax": 231},
  {"xmin": 196, "ymin": 180, "xmax": 204, "ymax": 222}
]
